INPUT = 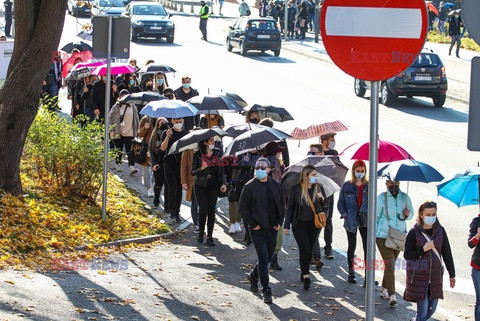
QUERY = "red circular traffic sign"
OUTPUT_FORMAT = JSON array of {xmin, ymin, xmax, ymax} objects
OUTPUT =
[{"xmin": 321, "ymin": 0, "xmax": 428, "ymax": 81}]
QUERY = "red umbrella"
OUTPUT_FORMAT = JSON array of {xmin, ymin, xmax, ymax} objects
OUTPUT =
[
  {"xmin": 62, "ymin": 50, "xmax": 93, "ymax": 78},
  {"xmin": 339, "ymin": 139, "xmax": 413, "ymax": 163},
  {"xmin": 90, "ymin": 63, "xmax": 136, "ymax": 76},
  {"xmin": 426, "ymin": 1, "xmax": 439, "ymax": 15},
  {"xmin": 71, "ymin": 59, "xmax": 106, "ymax": 72}
]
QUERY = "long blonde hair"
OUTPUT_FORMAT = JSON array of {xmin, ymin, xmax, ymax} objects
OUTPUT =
[
  {"xmin": 299, "ymin": 165, "xmax": 320, "ymax": 204},
  {"xmin": 150, "ymin": 117, "xmax": 168, "ymax": 152}
]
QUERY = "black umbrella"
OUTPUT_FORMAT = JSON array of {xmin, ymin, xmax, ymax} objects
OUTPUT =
[
  {"xmin": 187, "ymin": 95, "xmax": 244, "ymax": 114},
  {"xmin": 64, "ymin": 67, "xmax": 92, "ymax": 81},
  {"xmin": 283, "ymin": 156, "xmax": 349, "ymax": 188},
  {"xmin": 223, "ymin": 92, "xmax": 248, "ymax": 108},
  {"xmin": 224, "ymin": 123, "xmax": 268, "ymax": 138},
  {"xmin": 119, "ymin": 92, "xmax": 166, "ymax": 105},
  {"xmin": 243, "ymin": 104, "xmax": 294, "ymax": 122},
  {"xmin": 61, "ymin": 41, "xmax": 93, "ymax": 53},
  {"xmin": 224, "ymin": 127, "xmax": 291, "ymax": 156},
  {"xmin": 281, "ymin": 171, "xmax": 341, "ymax": 197},
  {"xmin": 168, "ymin": 127, "xmax": 230, "ymax": 155},
  {"xmin": 77, "ymin": 31, "xmax": 93, "ymax": 41},
  {"xmin": 138, "ymin": 64, "xmax": 176, "ymax": 74}
]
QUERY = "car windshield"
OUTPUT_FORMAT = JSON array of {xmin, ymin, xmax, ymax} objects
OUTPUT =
[
  {"xmin": 412, "ymin": 53, "xmax": 440, "ymax": 67},
  {"xmin": 133, "ymin": 5, "xmax": 167, "ymax": 15},
  {"xmin": 99, "ymin": 0, "xmax": 123, "ymax": 7},
  {"xmin": 249, "ymin": 20, "xmax": 276, "ymax": 30}
]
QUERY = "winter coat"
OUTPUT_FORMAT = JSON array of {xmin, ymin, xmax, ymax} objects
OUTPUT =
[
  {"xmin": 337, "ymin": 181, "xmax": 368, "ymax": 233},
  {"xmin": 92, "ymin": 80, "xmax": 118, "ymax": 120},
  {"xmin": 109, "ymin": 103, "xmax": 139, "ymax": 138},
  {"xmin": 199, "ymin": 116, "xmax": 225, "ymax": 129},
  {"xmin": 191, "ymin": 148, "xmax": 227, "ymax": 187},
  {"xmin": 227, "ymin": 152, "xmax": 257, "ymax": 202},
  {"xmin": 468, "ymin": 215, "xmax": 480, "ymax": 270},
  {"xmin": 449, "ymin": 16, "xmax": 463, "ymax": 36},
  {"xmin": 284, "ymin": 183, "xmax": 329, "ymax": 230},
  {"xmin": 80, "ymin": 83, "xmax": 95, "ymax": 122},
  {"xmin": 376, "ymin": 191, "xmax": 414, "ymax": 239},
  {"xmin": 181, "ymin": 149, "xmax": 195, "ymax": 202},
  {"xmin": 137, "ymin": 117, "xmax": 154, "ymax": 166}
]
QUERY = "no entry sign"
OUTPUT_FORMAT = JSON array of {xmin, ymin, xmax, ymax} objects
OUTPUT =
[{"xmin": 320, "ymin": 0, "xmax": 428, "ymax": 81}]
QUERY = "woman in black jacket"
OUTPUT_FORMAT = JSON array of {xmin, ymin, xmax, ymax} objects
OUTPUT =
[
  {"xmin": 79, "ymin": 75, "xmax": 98, "ymax": 123},
  {"xmin": 469, "ymin": 214, "xmax": 480, "ymax": 321},
  {"xmin": 298, "ymin": 1, "xmax": 308, "ymax": 40},
  {"xmin": 284, "ymin": 165, "xmax": 329, "ymax": 290},
  {"xmin": 149, "ymin": 117, "xmax": 170, "ymax": 209},
  {"xmin": 192, "ymin": 136, "xmax": 227, "ymax": 246}
]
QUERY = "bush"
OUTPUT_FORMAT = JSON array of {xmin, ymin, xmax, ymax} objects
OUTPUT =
[
  {"xmin": 24, "ymin": 99, "xmax": 113, "ymax": 201},
  {"xmin": 427, "ymin": 29, "xmax": 480, "ymax": 52}
]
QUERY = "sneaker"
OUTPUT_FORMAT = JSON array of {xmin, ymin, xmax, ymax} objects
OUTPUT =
[
  {"xmin": 347, "ymin": 271, "xmax": 357, "ymax": 284},
  {"xmin": 129, "ymin": 166, "xmax": 138, "ymax": 175},
  {"xmin": 389, "ymin": 294, "xmax": 397, "ymax": 307},
  {"xmin": 247, "ymin": 274, "xmax": 259, "ymax": 293},
  {"xmin": 193, "ymin": 225, "xmax": 200, "ymax": 233},
  {"xmin": 380, "ymin": 288, "xmax": 389, "ymax": 300},
  {"xmin": 314, "ymin": 257, "xmax": 324, "ymax": 269},
  {"xmin": 263, "ymin": 288, "xmax": 273, "ymax": 304},
  {"xmin": 228, "ymin": 224, "xmax": 236, "ymax": 235},
  {"xmin": 174, "ymin": 215, "xmax": 181, "ymax": 223},
  {"xmin": 147, "ymin": 188, "xmax": 154, "ymax": 198},
  {"xmin": 324, "ymin": 250, "xmax": 334, "ymax": 260},
  {"xmin": 234, "ymin": 222, "xmax": 242, "ymax": 233},
  {"xmin": 303, "ymin": 277, "xmax": 311, "ymax": 290}
]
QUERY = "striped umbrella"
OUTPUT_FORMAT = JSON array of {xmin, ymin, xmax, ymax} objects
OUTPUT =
[{"xmin": 290, "ymin": 120, "xmax": 349, "ymax": 141}]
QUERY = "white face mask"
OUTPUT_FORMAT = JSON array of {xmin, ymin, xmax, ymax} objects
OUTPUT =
[
  {"xmin": 207, "ymin": 144, "xmax": 215, "ymax": 150},
  {"xmin": 173, "ymin": 123, "xmax": 183, "ymax": 130},
  {"xmin": 328, "ymin": 141, "xmax": 336, "ymax": 150}
]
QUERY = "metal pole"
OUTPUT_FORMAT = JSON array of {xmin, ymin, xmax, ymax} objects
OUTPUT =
[
  {"xmin": 284, "ymin": 0, "xmax": 288, "ymax": 40},
  {"xmin": 314, "ymin": 0, "xmax": 319, "ymax": 43},
  {"xmin": 366, "ymin": 80, "xmax": 380, "ymax": 321},
  {"xmin": 102, "ymin": 15, "xmax": 113, "ymax": 222}
]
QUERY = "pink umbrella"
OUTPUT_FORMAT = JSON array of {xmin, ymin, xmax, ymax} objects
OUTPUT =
[
  {"xmin": 71, "ymin": 59, "xmax": 106, "ymax": 72},
  {"xmin": 90, "ymin": 63, "xmax": 136, "ymax": 76},
  {"xmin": 339, "ymin": 139, "xmax": 413, "ymax": 163}
]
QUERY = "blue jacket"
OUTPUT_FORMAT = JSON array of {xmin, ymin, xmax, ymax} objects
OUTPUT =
[
  {"xmin": 337, "ymin": 181, "xmax": 368, "ymax": 233},
  {"xmin": 376, "ymin": 191, "xmax": 414, "ymax": 239}
]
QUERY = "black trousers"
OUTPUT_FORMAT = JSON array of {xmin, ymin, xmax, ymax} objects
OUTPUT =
[
  {"xmin": 5, "ymin": 16, "xmax": 12, "ymax": 37},
  {"xmin": 195, "ymin": 181, "xmax": 219, "ymax": 237},
  {"xmin": 113, "ymin": 136, "xmax": 134, "ymax": 166},
  {"xmin": 164, "ymin": 160, "xmax": 182, "ymax": 215},
  {"xmin": 292, "ymin": 220, "xmax": 320, "ymax": 275},
  {"xmin": 346, "ymin": 227, "xmax": 368, "ymax": 271},
  {"xmin": 153, "ymin": 163, "xmax": 168, "ymax": 207},
  {"xmin": 199, "ymin": 18, "xmax": 208, "ymax": 40},
  {"xmin": 250, "ymin": 229, "xmax": 277, "ymax": 291}
]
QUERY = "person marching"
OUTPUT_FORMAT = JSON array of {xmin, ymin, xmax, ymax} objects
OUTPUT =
[
  {"xmin": 199, "ymin": 0, "xmax": 209, "ymax": 41},
  {"xmin": 284, "ymin": 165, "xmax": 329, "ymax": 290},
  {"xmin": 468, "ymin": 214, "xmax": 480, "ymax": 321},
  {"xmin": 240, "ymin": 157, "xmax": 285, "ymax": 304}
]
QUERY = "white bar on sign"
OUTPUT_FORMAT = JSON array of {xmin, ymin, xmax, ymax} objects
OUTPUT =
[{"xmin": 325, "ymin": 6, "xmax": 422, "ymax": 39}]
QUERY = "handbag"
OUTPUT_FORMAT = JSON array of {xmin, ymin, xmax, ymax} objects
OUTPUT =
[
  {"xmin": 130, "ymin": 138, "xmax": 148, "ymax": 165},
  {"xmin": 299, "ymin": 19, "xmax": 306, "ymax": 28},
  {"xmin": 384, "ymin": 193, "xmax": 407, "ymax": 251},
  {"xmin": 307, "ymin": 192, "xmax": 326, "ymax": 229}
]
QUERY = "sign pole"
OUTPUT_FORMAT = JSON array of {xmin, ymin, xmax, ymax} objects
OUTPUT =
[
  {"xmin": 284, "ymin": 0, "xmax": 288, "ymax": 41},
  {"xmin": 366, "ymin": 80, "xmax": 380, "ymax": 321},
  {"xmin": 101, "ymin": 15, "xmax": 113, "ymax": 222}
]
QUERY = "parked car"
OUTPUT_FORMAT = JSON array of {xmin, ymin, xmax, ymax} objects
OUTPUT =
[
  {"xmin": 68, "ymin": 0, "xmax": 92, "ymax": 17},
  {"xmin": 124, "ymin": 1, "xmax": 175, "ymax": 43},
  {"xmin": 354, "ymin": 50, "xmax": 448, "ymax": 107},
  {"xmin": 226, "ymin": 17, "xmax": 281, "ymax": 57},
  {"xmin": 90, "ymin": 0, "xmax": 125, "ymax": 17}
]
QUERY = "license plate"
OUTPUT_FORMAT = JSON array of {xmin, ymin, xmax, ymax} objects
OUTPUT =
[
  {"xmin": 414, "ymin": 75, "xmax": 432, "ymax": 81},
  {"xmin": 150, "ymin": 26, "xmax": 163, "ymax": 30},
  {"xmin": 257, "ymin": 35, "xmax": 270, "ymax": 39}
]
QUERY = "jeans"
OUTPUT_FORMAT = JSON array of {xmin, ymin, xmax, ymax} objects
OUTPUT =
[
  {"xmin": 191, "ymin": 187, "xmax": 199, "ymax": 226},
  {"xmin": 438, "ymin": 20, "xmax": 445, "ymax": 34},
  {"xmin": 376, "ymin": 238, "xmax": 400, "ymax": 296},
  {"xmin": 113, "ymin": 136, "xmax": 134, "ymax": 166},
  {"xmin": 449, "ymin": 35, "xmax": 461, "ymax": 55},
  {"xmin": 346, "ymin": 227, "xmax": 367, "ymax": 271},
  {"xmin": 472, "ymin": 268, "xmax": 480, "ymax": 321},
  {"xmin": 142, "ymin": 165, "xmax": 152, "ymax": 190},
  {"xmin": 195, "ymin": 181, "xmax": 219, "ymax": 237},
  {"xmin": 292, "ymin": 220, "xmax": 320, "ymax": 275},
  {"xmin": 250, "ymin": 229, "xmax": 277, "ymax": 291},
  {"xmin": 199, "ymin": 18, "xmax": 208, "ymax": 40},
  {"xmin": 416, "ymin": 285, "xmax": 438, "ymax": 321},
  {"xmin": 164, "ymin": 160, "xmax": 182, "ymax": 214}
]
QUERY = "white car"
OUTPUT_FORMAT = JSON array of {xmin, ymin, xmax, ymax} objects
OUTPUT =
[{"xmin": 90, "ymin": 0, "xmax": 125, "ymax": 17}]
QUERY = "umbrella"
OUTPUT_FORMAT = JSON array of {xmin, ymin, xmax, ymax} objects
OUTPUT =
[
  {"xmin": 224, "ymin": 123, "xmax": 268, "ymax": 138},
  {"xmin": 90, "ymin": 63, "xmax": 136, "ymax": 76},
  {"xmin": 138, "ymin": 64, "xmax": 176, "ymax": 74},
  {"xmin": 168, "ymin": 127, "xmax": 230, "ymax": 155},
  {"xmin": 60, "ymin": 41, "xmax": 93, "ymax": 53},
  {"xmin": 242, "ymin": 104, "xmax": 294, "ymax": 122},
  {"xmin": 437, "ymin": 167, "xmax": 480, "ymax": 208},
  {"xmin": 444, "ymin": 2, "xmax": 456, "ymax": 10},
  {"xmin": 339, "ymin": 139, "xmax": 413, "ymax": 163},
  {"xmin": 187, "ymin": 95, "xmax": 244, "ymax": 114},
  {"xmin": 447, "ymin": 8, "xmax": 461, "ymax": 17},
  {"xmin": 77, "ymin": 30, "xmax": 93, "ymax": 41},
  {"xmin": 281, "ymin": 171, "xmax": 340, "ymax": 198},
  {"xmin": 223, "ymin": 92, "xmax": 248, "ymax": 108},
  {"xmin": 224, "ymin": 127, "xmax": 291, "ymax": 156},
  {"xmin": 426, "ymin": 1, "xmax": 439, "ymax": 15},
  {"xmin": 140, "ymin": 100, "xmax": 198, "ymax": 119},
  {"xmin": 62, "ymin": 50, "xmax": 93, "ymax": 78},
  {"xmin": 283, "ymin": 156, "xmax": 349, "ymax": 188},
  {"xmin": 65, "ymin": 67, "xmax": 93, "ymax": 81},
  {"xmin": 290, "ymin": 120, "xmax": 349, "ymax": 140},
  {"xmin": 378, "ymin": 159, "xmax": 444, "ymax": 183},
  {"xmin": 119, "ymin": 92, "xmax": 165, "ymax": 105},
  {"xmin": 71, "ymin": 59, "xmax": 106, "ymax": 71}
]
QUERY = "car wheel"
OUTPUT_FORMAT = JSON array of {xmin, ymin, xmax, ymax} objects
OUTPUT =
[
  {"xmin": 354, "ymin": 78, "xmax": 366, "ymax": 97},
  {"xmin": 166, "ymin": 36, "xmax": 174, "ymax": 43},
  {"xmin": 240, "ymin": 41, "xmax": 247, "ymax": 56},
  {"xmin": 432, "ymin": 94, "xmax": 446, "ymax": 107},
  {"xmin": 406, "ymin": 95, "xmax": 413, "ymax": 99},
  {"xmin": 380, "ymin": 82, "xmax": 394, "ymax": 106},
  {"xmin": 274, "ymin": 49, "xmax": 280, "ymax": 57},
  {"xmin": 131, "ymin": 30, "xmax": 137, "ymax": 43},
  {"xmin": 226, "ymin": 39, "xmax": 233, "ymax": 52}
]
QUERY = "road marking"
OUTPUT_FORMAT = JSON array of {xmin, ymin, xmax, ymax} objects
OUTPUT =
[{"xmin": 325, "ymin": 7, "xmax": 423, "ymax": 39}]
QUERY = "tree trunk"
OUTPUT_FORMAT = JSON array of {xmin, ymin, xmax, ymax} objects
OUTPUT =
[{"xmin": 0, "ymin": 0, "xmax": 67, "ymax": 195}]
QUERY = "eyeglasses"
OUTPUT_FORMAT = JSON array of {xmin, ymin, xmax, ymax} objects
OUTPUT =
[{"xmin": 255, "ymin": 166, "xmax": 267, "ymax": 170}]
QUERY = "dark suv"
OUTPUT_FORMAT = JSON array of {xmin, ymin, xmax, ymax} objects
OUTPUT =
[
  {"xmin": 354, "ymin": 50, "xmax": 448, "ymax": 107},
  {"xmin": 226, "ymin": 17, "xmax": 281, "ymax": 57}
]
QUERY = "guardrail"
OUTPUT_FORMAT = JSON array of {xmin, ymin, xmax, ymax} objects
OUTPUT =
[{"xmin": 156, "ymin": 0, "xmax": 213, "ymax": 14}]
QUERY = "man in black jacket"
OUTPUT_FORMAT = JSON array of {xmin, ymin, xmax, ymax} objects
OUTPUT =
[
  {"xmin": 173, "ymin": 76, "xmax": 200, "ymax": 130},
  {"xmin": 448, "ymin": 12, "xmax": 463, "ymax": 58},
  {"xmin": 92, "ymin": 76, "xmax": 118, "ymax": 122},
  {"xmin": 239, "ymin": 157, "xmax": 285, "ymax": 304}
]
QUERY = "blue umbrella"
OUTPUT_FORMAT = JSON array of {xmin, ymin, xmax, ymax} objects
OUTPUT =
[
  {"xmin": 437, "ymin": 167, "xmax": 480, "ymax": 208},
  {"xmin": 140, "ymin": 100, "xmax": 198, "ymax": 119},
  {"xmin": 377, "ymin": 159, "xmax": 444, "ymax": 183},
  {"xmin": 444, "ymin": 2, "xmax": 456, "ymax": 10}
]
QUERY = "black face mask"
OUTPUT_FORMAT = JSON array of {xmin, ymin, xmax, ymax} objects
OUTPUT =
[
  {"xmin": 160, "ymin": 123, "xmax": 169, "ymax": 131},
  {"xmin": 146, "ymin": 85, "xmax": 153, "ymax": 91},
  {"xmin": 388, "ymin": 185, "xmax": 400, "ymax": 196},
  {"xmin": 249, "ymin": 118, "xmax": 260, "ymax": 124}
]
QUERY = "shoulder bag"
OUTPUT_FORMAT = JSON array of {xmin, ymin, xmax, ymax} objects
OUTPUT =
[
  {"xmin": 421, "ymin": 231, "xmax": 445, "ymax": 273},
  {"xmin": 384, "ymin": 193, "xmax": 407, "ymax": 251},
  {"xmin": 307, "ymin": 190, "xmax": 326, "ymax": 229}
]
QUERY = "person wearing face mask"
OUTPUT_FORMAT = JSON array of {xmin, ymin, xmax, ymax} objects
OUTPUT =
[
  {"xmin": 92, "ymin": 75, "xmax": 118, "ymax": 122},
  {"xmin": 404, "ymin": 201, "xmax": 455, "ymax": 321},
  {"xmin": 245, "ymin": 110, "xmax": 261, "ymax": 125},
  {"xmin": 160, "ymin": 117, "xmax": 188, "ymax": 222},
  {"xmin": 163, "ymin": 88, "xmax": 175, "ymax": 100},
  {"xmin": 338, "ymin": 160, "xmax": 369, "ymax": 284},
  {"xmin": 155, "ymin": 72, "xmax": 168, "ymax": 94},
  {"xmin": 240, "ymin": 158, "xmax": 285, "ymax": 304},
  {"xmin": 320, "ymin": 133, "xmax": 338, "ymax": 156},
  {"xmin": 118, "ymin": 73, "xmax": 140, "ymax": 94},
  {"xmin": 150, "ymin": 118, "xmax": 170, "ymax": 210},
  {"xmin": 192, "ymin": 136, "xmax": 227, "ymax": 246},
  {"xmin": 174, "ymin": 77, "xmax": 200, "ymax": 130},
  {"xmin": 284, "ymin": 165, "xmax": 329, "ymax": 290},
  {"xmin": 376, "ymin": 180, "xmax": 414, "ymax": 306}
]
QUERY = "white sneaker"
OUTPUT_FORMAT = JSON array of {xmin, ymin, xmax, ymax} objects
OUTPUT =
[
  {"xmin": 228, "ymin": 224, "xmax": 236, "ymax": 235},
  {"xmin": 380, "ymin": 287, "xmax": 389, "ymax": 300},
  {"xmin": 129, "ymin": 166, "xmax": 138, "ymax": 175},
  {"xmin": 389, "ymin": 294, "xmax": 397, "ymax": 307},
  {"xmin": 147, "ymin": 188, "xmax": 154, "ymax": 198},
  {"xmin": 234, "ymin": 222, "xmax": 242, "ymax": 233}
]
